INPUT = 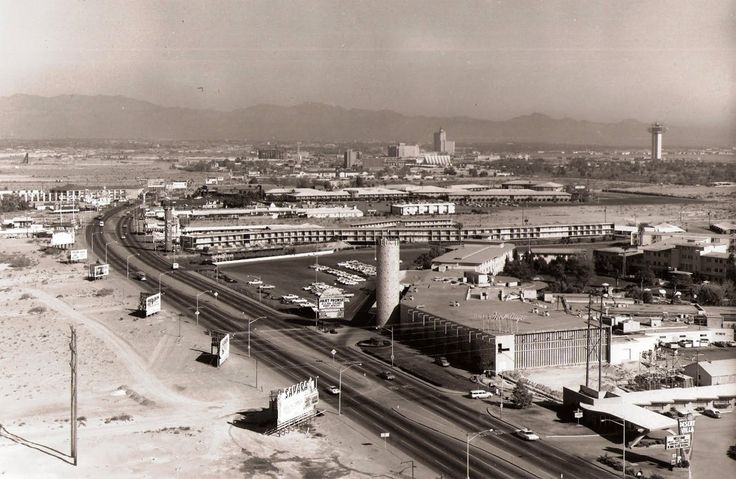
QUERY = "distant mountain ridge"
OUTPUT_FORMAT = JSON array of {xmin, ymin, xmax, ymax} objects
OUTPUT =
[{"xmin": 0, "ymin": 94, "xmax": 731, "ymax": 147}]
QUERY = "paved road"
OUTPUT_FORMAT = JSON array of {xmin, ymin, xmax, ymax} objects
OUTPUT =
[{"xmin": 90, "ymin": 205, "xmax": 618, "ymax": 479}]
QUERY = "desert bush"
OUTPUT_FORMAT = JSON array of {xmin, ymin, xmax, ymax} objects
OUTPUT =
[
  {"xmin": 28, "ymin": 306, "xmax": 47, "ymax": 314},
  {"xmin": 95, "ymin": 288, "xmax": 114, "ymax": 297},
  {"xmin": 19, "ymin": 293, "xmax": 33, "ymax": 300}
]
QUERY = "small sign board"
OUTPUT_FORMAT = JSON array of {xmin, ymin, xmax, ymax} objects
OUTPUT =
[
  {"xmin": 573, "ymin": 410, "xmax": 583, "ymax": 419},
  {"xmin": 666, "ymin": 434, "xmax": 691, "ymax": 450},
  {"xmin": 89, "ymin": 263, "xmax": 110, "ymax": 279},
  {"xmin": 380, "ymin": 432, "xmax": 390, "ymax": 438},
  {"xmin": 69, "ymin": 249, "xmax": 87, "ymax": 262}
]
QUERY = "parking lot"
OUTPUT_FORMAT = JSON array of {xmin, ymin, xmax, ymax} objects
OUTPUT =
[{"xmin": 219, "ymin": 246, "xmax": 427, "ymax": 320}]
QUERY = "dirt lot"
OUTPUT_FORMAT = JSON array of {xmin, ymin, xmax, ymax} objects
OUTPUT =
[{"xmin": 0, "ymin": 238, "xmax": 413, "ymax": 478}]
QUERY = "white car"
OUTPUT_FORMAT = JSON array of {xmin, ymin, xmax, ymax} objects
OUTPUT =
[
  {"xmin": 326, "ymin": 386, "xmax": 340, "ymax": 395},
  {"xmin": 515, "ymin": 428, "xmax": 540, "ymax": 441},
  {"xmin": 247, "ymin": 279, "xmax": 263, "ymax": 285}
]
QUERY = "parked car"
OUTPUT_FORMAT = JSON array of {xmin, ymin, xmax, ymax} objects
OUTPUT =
[
  {"xmin": 515, "ymin": 428, "xmax": 540, "ymax": 441},
  {"xmin": 137, "ymin": 272, "xmax": 146, "ymax": 281},
  {"xmin": 380, "ymin": 371, "xmax": 396, "ymax": 380},
  {"xmin": 435, "ymin": 356, "xmax": 450, "ymax": 367},
  {"xmin": 703, "ymin": 408, "xmax": 721, "ymax": 419},
  {"xmin": 326, "ymin": 386, "xmax": 340, "ymax": 395}
]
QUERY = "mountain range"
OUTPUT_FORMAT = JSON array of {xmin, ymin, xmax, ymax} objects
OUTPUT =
[{"xmin": 0, "ymin": 94, "xmax": 731, "ymax": 147}]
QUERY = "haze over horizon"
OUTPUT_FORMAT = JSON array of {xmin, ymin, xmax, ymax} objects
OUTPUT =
[{"xmin": 1, "ymin": 0, "xmax": 734, "ymax": 131}]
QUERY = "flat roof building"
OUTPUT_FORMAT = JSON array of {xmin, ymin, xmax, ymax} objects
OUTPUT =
[{"xmin": 431, "ymin": 242, "xmax": 515, "ymax": 275}]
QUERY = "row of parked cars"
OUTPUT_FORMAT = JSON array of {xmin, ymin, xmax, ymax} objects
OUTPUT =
[{"xmin": 336, "ymin": 260, "xmax": 377, "ymax": 277}]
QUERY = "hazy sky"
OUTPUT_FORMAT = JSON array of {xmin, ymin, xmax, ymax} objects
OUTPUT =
[{"xmin": 1, "ymin": 0, "xmax": 734, "ymax": 127}]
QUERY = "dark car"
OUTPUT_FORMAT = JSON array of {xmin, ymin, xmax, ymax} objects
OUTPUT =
[{"xmin": 380, "ymin": 371, "xmax": 396, "ymax": 380}]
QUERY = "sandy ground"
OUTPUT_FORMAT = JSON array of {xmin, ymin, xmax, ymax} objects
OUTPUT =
[{"xmin": 0, "ymin": 238, "xmax": 412, "ymax": 478}]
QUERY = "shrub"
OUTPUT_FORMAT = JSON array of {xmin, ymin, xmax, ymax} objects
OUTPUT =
[
  {"xmin": 28, "ymin": 306, "xmax": 47, "ymax": 314},
  {"xmin": 95, "ymin": 288, "xmax": 114, "ymax": 297},
  {"xmin": 512, "ymin": 379, "xmax": 534, "ymax": 409}
]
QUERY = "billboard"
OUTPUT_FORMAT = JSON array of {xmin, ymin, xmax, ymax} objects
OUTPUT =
[
  {"xmin": 138, "ymin": 292, "xmax": 161, "ymax": 317},
  {"xmin": 69, "ymin": 249, "xmax": 88, "ymax": 262},
  {"xmin": 271, "ymin": 378, "xmax": 319, "ymax": 428},
  {"xmin": 89, "ymin": 263, "xmax": 110, "ymax": 279},
  {"xmin": 317, "ymin": 288, "xmax": 345, "ymax": 320},
  {"xmin": 50, "ymin": 230, "xmax": 75, "ymax": 247},
  {"xmin": 147, "ymin": 178, "xmax": 165, "ymax": 188},
  {"xmin": 211, "ymin": 332, "xmax": 231, "ymax": 367}
]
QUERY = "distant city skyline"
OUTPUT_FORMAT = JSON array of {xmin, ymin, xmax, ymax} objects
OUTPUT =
[{"xmin": 0, "ymin": 1, "xmax": 733, "ymax": 130}]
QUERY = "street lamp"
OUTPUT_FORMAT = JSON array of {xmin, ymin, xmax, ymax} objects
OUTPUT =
[
  {"xmin": 602, "ymin": 418, "xmax": 626, "ymax": 478},
  {"xmin": 245, "ymin": 314, "xmax": 265, "ymax": 358},
  {"xmin": 125, "ymin": 253, "xmax": 139, "ymax": 278},
  {"xmin": 91, "ymin": 232, "xmax": 102, "ymax": 258},
  {"xmin": 104, "ymin": 240, "xmax": 118, "ymax": 264},
  {"xmin": 196, "ymin": 290, "xmax": 212, "ymax": 326},
  {"xmin": 338, "ymin": 362, "xmax": 362, "ymax": 416},
  {"xmin": 466, "ymin": 428, "xmax": 494, "ymax": 479},
  {"xmin": 376, "ymin": 325, "xmax": 395, "ymax": 368},
  {"xmin": 158, "ymin": 271, "xmax": 175, "ymax": 295}
]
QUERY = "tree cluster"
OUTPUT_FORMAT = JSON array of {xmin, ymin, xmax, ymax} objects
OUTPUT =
[
  {"xmin": 413, "ymin": 245, "xmax": 446, "ymax": 270},
  {"xmin": 0, "ymin": 194, "xmax": 29, "ymax": 212},
  {"xmin": 503, "ymin": 251, "xmax": 593, "ymax": 293}
]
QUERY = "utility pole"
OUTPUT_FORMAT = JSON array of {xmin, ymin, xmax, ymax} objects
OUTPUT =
[
  {"xmin": 69, "ymin": 325, "xmax": 78, "ymax": 466},
  {"xmin": 585, "ymin": 295, "xmax": 592, "ymax": 388}
]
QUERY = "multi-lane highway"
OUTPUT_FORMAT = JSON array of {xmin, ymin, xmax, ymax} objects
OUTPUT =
[{"xmin": 88, "ymin": 204, "xmax": 616, "ymax": 479}]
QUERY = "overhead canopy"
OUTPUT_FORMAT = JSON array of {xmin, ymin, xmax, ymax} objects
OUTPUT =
[{"xmin": 581, "ymin": 402, "xmax": 678, "ymax": 432}]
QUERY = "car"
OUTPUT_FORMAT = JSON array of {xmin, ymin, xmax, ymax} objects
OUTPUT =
[
  {"xmin": 247, "ymin": 279, "xmax": 263, "ymax": 285},
  {"xmin": 515, "ymin": 428, "xmax": 540, "ymax": 441},
  {"xmin": 120, "ymin": 235, "xmax": 126, "ymax": 239},
  {"xmin": 469, "ymin": 389, "xmax": 493, "ymax": 399},
  {"xmin": 703, "ymin": 408, "xmax": 721, "ymax": 419},
  {"xmin": 326, "ymin": 386, "xmax": 340, "ymax": 395},
  {"xmin": 435, "ymin": 356, "xmax": 450, "ymax": 367},
  {"xmin": 137, "ymin": 272, "xmax": 146, "ymax": 281},
  {"xmin": 380, "ymin": 371, "xmax": 396, "ymax": 380}
]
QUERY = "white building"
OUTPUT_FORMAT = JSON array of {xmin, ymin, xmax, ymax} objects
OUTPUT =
[{"xmin": 391, "ymin": 202, "xmax": 455, "ymax": 216}]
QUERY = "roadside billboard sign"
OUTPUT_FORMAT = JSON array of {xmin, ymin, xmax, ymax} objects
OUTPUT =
[
  {"xmin": 665, "ymin": 434, "xmax": 691, "ymax": 450},
  {"xmin": 89, "ymin": 263, "xmax": 109, "ymax": 279},
  {"xmin": 218, "ymin": 334, "xmax": 230, "ymax": 367},
  {"xmin": 138, "ymin": 292, "xmax": 161, "ymax": 317},
  {"xmin": 69, "ymin": 249, "xmax": 87, "ymax": 262},
  {"xmin": 270, "ymin": 378, "xmax": 319, "ymax": 428},
  {"xmin": 318, "ymin": 289, "xmax": 345, "ymax": 320},
  {"xmin": 147, "ymin": 178, "xmax": 165, "ymax": 188}
]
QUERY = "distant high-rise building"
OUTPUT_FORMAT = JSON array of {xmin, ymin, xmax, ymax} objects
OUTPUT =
[
  {"xmin": 388, "ymin": 143, "xmax": 420, "ymax": 158},
  {"xmin": 647, "ymin": 122, "xmax": 666, "ymax": 161},
  {"xmin": 258, "ymin": 148, "xmax": 286, "ymax": 160},
  {"xmin": 344, "ymin": 149, "xmax": 359, "ymax": 168},
  {"xmin": 433, "ymin": 128, "xmax": 455, "ymax": 155}
]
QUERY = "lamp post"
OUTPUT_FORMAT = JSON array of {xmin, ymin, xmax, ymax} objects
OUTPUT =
[
  {"xmin": 602, "ymin": 418, "xmax": 626, "ymax": 478},
  {"xmin": 104, "ymin": 240, "xmax": 118, "ymax": 264},
  {"xmin": 338, "ymin": 362, "xmax": 362, "ymax": 416},
  {"xmin": 466, "ymin": 428, "xmax": 494, "ymax": 479},
  {"xmin": 158, "ymin": 271, "xmax": 175, "ymax": 295},
  {"xmin": 246, "ymin": 314, "xmax": 265, "ymax": 358},
  {"xmin": 196, "ymin": 290, "xmax": 212, "ymax": 326},
  {"xmin": 125, "ymin": 253, "xmax": 138, "ymax": 278},
  {"xmin": 91, "ymin": 232, "xmax": 102, "ymax": 258}
]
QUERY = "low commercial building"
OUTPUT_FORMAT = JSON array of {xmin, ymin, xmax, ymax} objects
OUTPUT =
[
  {"xmin": 446, "ymin": 188, "xmax": 571, "ymax": 203},
  {"xmin": 684, "ymin": 359, "xmax": 736, "ymax": 386},
  {"xmin": 391, "ymin": 202, "xmax": 455, "ymax": 216},
  {"xmin": 641, "ymin": 238, "xmax": 731, "ymax": 280},
  {"xmin": 431, "ymin": 242, "xmax": 514, "ymax": 275}
]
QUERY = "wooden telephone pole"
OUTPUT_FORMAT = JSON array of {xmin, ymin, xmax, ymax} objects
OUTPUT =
[{"xmin": 70, "ymin": 325, "xmax": 78, "ymax": 466}]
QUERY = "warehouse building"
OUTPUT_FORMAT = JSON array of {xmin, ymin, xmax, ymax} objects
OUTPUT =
[
  {"xmin": 684, "ymin": 359, "xmax": 736, "ymax": 386},
  {"xmin": 431, "ymin": 242, "xmax": 514, "ymax": 275}
]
